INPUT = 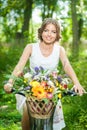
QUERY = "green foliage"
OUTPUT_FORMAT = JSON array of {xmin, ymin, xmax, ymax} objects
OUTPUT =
[
  {"xmin": 63, "ymin": 94, "xmax": 87, "ymax": 130},
  {"xmin": 0, "ymin": 0, "xmax": 87, "ymax": 44},
  {"xmin": 0, "ymin": 43, "xmax": 24, "ymax": 97},
  {"xmin": 0, "ymin": 104, "xmax": 21, "ymax": 130},
  {"xmin": 69, "ymin": 55, "xmax": 87, "ymax": 90},
  {"xmin": 0, "ymin": 43, "xmax": 23, "ymax": 72}
]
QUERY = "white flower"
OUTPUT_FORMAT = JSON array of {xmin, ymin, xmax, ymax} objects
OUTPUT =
[
  {"xmin": 53, "ymin": 88, "xmax": 61, "ymax": 94},
  {"xmin": 61, "ymin": 78, "xmax": 70, "ymax": 84},
  {"xmin": 47, "ymin": 80, "xmax": 54, "ymax": 86},
  {"xmin": 24, "ymin": 72, "xmax": 32, "ymax": 79}
]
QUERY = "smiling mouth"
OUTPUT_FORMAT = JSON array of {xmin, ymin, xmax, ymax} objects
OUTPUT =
[{"xmin": 46, "ymin": 37, "xmax": 52, "ymax": 40}]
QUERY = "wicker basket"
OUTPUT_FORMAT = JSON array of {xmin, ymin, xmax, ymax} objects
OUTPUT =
[{"xmin": 26, "ymin": 96, "xmax": 55, "ymax": 119}]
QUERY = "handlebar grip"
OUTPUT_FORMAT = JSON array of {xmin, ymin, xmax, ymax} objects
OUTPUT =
[
  {"xmin": 63, "ymin": 90, "xmax": 77, "ymax": 97},
  {"xmin": 11, "ymin": 88, "xmax": 15, "ymax": 93},
  {"xmin": 11, "ymin": 88, "xmax": 25, "ymax": 96}
]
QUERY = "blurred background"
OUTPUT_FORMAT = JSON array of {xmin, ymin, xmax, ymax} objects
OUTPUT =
[{"xmin": 0, "ymin": 0, "xmax": 87, "ymax": 130}]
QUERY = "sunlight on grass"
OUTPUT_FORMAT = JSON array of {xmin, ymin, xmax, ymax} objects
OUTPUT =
[
  {"xmin": 0, "ymin": 103, "xmax": 22, "ymax": 130},
  {"xmin": 0, "ymin": 122, "xmax": 21, "ymax": 130}
]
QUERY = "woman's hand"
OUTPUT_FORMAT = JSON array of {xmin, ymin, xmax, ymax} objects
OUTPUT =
[
  {"xmin": 73, "ymin": 84, "xmax": 86, "ymax": 96},
  {"xmin": 4, "ymin": 82, "xmax": 13, "ymax": 93}
]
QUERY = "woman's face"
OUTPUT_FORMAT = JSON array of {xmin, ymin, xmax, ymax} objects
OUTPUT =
[{"xmin": 41, "ymin": 23, "xmax": 57, "ymax": 44}]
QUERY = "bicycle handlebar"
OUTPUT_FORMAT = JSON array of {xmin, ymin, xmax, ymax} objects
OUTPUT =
[{"xmin": 11, "ymin": 87, "xmax": 77, "ymax": 97}]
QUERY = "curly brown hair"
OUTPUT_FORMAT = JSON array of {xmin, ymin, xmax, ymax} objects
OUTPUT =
[{"xmin": 38, "ymin": 18, "xmax": 61, "ymax": 42}]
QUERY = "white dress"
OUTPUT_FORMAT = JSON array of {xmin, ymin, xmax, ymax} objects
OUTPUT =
[
  {"xmin": 29, "ymin": 43, "xmax": 66, "ymax": 130},
  {"xmin": 15, "ymin": 43, "xmax": 65, "ymax": 130}
]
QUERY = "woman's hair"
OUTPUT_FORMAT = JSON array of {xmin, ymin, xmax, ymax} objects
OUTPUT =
[{"xmin": 38, "ymin": 18, "xmax": 61, "ymax": 42}]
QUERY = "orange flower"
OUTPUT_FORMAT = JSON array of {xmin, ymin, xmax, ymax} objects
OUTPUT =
[
  {"xmin": 41, "ymin": 81, "xmax": 47, "ymax": 86},
  {"xmin": 32, "ymin": 86, "xmax": 46, "ymax": 99}
]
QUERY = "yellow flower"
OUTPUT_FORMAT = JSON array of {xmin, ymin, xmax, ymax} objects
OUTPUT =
[
  {"xmin": 32, "ymin": 86, "xmax": 46, "ymax": 99},
  {"xmin": 58, "ymin": 93, "xmax": 62, "ymax": 99},
  {"xmin": 30, "ymin": 81, "xmax": 40, "ymax": 87},
  {"xmin": 47, "ymin": 87, "xmax": 54, "ymax": 93},
  {"xmin": 55, "ymin": 81, "xmax": 59, "ymax": 87},
  {"xmin": 59, "ymin": 84, "xmax": 65, "ymax": 90},
  {"xmin": 24, "ymin": 79, "xmax": 28, "ymax": 83}
]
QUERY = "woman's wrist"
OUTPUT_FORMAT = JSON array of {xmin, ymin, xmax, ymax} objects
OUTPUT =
[
  {"xmin": 8, "ymin": 81, "xmax": 13, "ymax": 84},
  {"xmin": 74, "ymin": 83, "xmax": 81, "ymax": 87},
  {"xmin": 8, "ymin": 79, "xmax": 13, "ymax": 85},
  {"xmin": 6, "ymin": 79, "xmax": 13, "ymax": 88},
  {"xmin": 8, "ymin": 81, "xmax": 12, "ymax": 84},
  {"xmin": 73, "ymin": 80, "xmax": 81, "ymax": 86}
]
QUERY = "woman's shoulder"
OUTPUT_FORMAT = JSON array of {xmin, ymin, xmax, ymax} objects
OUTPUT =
[
  {"xmin": 59, "ymin": 45, "xmax": 66, "ymax": 57},
  {"xmin": 24, "ymin": 43, "xmax": 32, "ymax": 51},
  {"xmin": 59, "ymin": 45, "xmax": 65, "ymax": 51},
  {"xmin": 25, "ymin": 43, "xmax": 38, "ymax": 54},
  {"xmin": 55, "ymin": 43, "xmax": 65, "ymax": 52},
  {"xmin": 25, "ymin": 43, "xmax": 38, "ymax": 49}
]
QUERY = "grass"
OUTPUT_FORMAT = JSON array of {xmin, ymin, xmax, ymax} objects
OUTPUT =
[
  {"xmin": 0, "ymin": 90, "xmax": 21, "ymax": 130},
  {"xmin": 62, "ymin": 95, "xmax": 87, "ymax": 130},
  {"xmin": 0, "ymin": 103, "xmax": 21, "ymax": 130}
]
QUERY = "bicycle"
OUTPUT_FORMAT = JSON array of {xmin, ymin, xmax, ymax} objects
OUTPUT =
[{"xmin": 12, "ymin": 88, "xmax": 77, "ymax": 130}]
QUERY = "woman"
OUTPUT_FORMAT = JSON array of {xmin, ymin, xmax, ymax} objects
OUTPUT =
[{"xmin": 4, "ymin": 18, "xmax": 85, "ymax": 130}]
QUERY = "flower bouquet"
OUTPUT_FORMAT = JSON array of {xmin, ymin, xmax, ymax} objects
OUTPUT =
[{"xmin": 13, "ymin": 66, "xmax": 71, "ymax": 119}]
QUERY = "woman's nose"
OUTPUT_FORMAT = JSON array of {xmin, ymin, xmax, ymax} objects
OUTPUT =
[{"xmin": 48, "ymin": 31, "xmax": 51, "ymax": 35}]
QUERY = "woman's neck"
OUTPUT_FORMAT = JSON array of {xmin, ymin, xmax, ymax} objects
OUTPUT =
[
  {"xmin": 40, "ymin": 41, "xmax": 54, "ymax": 49},
  {"xmin": 39, "ymin": 41, "xmax": 54, "ymax": 57}
]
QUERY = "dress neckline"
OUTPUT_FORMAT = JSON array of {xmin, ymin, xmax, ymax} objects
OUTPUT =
[{"xmin": 38, "ymin": 43, "xmax": 55, "ymax": 58}]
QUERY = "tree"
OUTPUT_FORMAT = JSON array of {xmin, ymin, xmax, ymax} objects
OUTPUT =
[
  {"xmin": 0, "ymin": 0, "xmax": 87, "ymax": 45},
  {"xmin": 35, "ymin": 0, "xmax": 58, "ymax": 20},
  {"xmin": 21, "ymin": 0, "xmax": 34, "ymax": 38},
  {"xmin": 71, "ymin": 0, "xmax": 79, "ymax": 57},
  {"xmin": 0, "ymin": 0, "xmax": 34, "ymax": 41}
]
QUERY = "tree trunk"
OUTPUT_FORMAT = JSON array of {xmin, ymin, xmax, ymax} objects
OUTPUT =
[
  {"xmin": 71, "ymin": 0, "xmax": 79, "ymax": 57},
  {"xmin": 78, "ymin": 0, "xmax": 84, "ymax": 41},
  {"xmin": 22, "ymin": 0, "xmax": 33, "ymax": 38},
  {"xmin": 41, "ymin": 0, "xmax": 58, "ymax": 20},
  {"xmin": 78, "ymin": 15, "xmax": 83, "ymax": 41}
]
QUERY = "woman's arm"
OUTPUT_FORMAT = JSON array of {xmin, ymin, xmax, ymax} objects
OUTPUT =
[
  {"xmin": 11, "ymin": 44, "xmax": 32, "ymax": 76},
  {"xmin": 4, "ymin": 44, "xmax": 32, "ymax": 93},
  {"xmin": 59, "ymin": 46, "xmax": 85, "ymax": 95}
]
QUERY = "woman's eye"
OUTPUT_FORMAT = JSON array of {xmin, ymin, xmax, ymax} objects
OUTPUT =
[
  {"xmin": 52, "ymin": 31, "xmax": 56, "ymax": 33},
  {"xmin": 43, "ymin": 30, "xmax": 56, "ymax": 34},
  {"xmin": 44, "ymin": 29, "xmax": 48, "ymax": 32}
]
